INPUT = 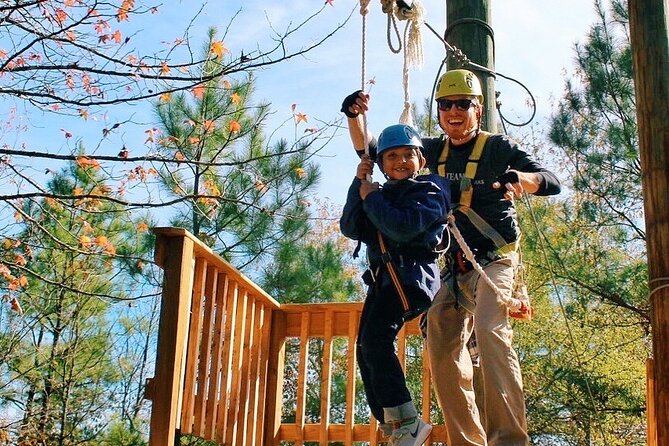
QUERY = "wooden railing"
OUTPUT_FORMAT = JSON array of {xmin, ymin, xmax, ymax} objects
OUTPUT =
[{"xmin": 145, "ymin": 228, "xmax": 448, "ymax": 445}]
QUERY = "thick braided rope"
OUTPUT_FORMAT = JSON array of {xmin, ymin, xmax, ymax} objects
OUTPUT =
[
  {"xmin": 398, "ymin": 23, "xmax": 414, "ymax": 126},
  {"xmin": 447, "ymin": 213, "xmax": 523, "ymax": 311},
  {"xmin": 401, "ymin": 0, "xmax": 424, "ymax": 68}
]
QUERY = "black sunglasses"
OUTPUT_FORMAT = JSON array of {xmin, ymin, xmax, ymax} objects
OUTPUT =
[{"xmin": 437, "ymin": 98, "xmax": 476, "ymax": 111}]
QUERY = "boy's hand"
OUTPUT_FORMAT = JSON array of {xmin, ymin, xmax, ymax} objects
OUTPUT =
[
  {"xmin": 359, "ymin": 180, "xmax": 380, "ymax": 200},
  {"xmin": 341, "ymin": 90, "xmax": 370, "ymax": 118},
  {"xmin": 356, "ymin": 155, "xmax": 374, "ymax": 180}
]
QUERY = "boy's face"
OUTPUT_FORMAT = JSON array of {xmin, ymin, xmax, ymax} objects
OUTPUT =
[{"xmin": 381, "ymin": 146, "xmax": 422, "ymax": 180}]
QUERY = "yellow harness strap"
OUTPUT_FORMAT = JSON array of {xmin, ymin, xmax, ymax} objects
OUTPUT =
[{"xmin": 437, "ymin": 131, "xmax": 515, "ymax": 254}]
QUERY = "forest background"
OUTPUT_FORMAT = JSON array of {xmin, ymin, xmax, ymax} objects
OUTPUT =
[{"xmin": 0, "ymin": 0, "xmax": 650, "ymax": 445}]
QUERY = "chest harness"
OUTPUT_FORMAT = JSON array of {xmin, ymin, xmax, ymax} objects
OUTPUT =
[{"xmin": 436, "ymin": 131, "xmax": 532, "ymax": 320}]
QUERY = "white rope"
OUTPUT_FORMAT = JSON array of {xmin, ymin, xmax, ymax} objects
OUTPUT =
[
  {"xmin": 401, "ymin": 0, "xmax": 424, "ymax": 68},
  {"xmin": 398, "ymin": 23, "xmax": 414, "ymax": 126},
  {"xmin": 360, "ymin": 0, "xmax": 371, "ymax": 159},
  {"xmin": 447, "ymin": 213, "xmax": 523, "ymax": 311},
  {"xmin": 395, "ymin": 0, "xmax": 425, "ymax": 127}
]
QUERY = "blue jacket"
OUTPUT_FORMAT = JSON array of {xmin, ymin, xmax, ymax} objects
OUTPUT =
[{"xmin": 340, "ymin": 174, "xmax": 451, "ymax": 301}]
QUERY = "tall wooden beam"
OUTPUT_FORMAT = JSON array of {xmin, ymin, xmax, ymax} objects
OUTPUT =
[
  {"xmin": 627, "ymin": 0, "xmax": 669, "ymax": 443},
  {"xmin": 445, "ymin": 0, "xmax": 496, "ymax": 132}
]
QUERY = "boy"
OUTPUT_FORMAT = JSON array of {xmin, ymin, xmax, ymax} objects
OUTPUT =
[{"xmin": 340, "ymin": 124, "xmax": 450, "ymax": 446}]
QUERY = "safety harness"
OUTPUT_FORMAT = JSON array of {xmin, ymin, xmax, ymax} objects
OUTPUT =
[{"xmin": 437, "ymin": 131, "xmax": 532, "ymax": 320}]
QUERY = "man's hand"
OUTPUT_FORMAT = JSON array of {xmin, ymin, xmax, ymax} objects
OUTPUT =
[
  {"xmin": 341, "ymin": 90, "xmax": 370, "ymax": 118},
  {"xmin": 492, "ymin": 170, "xmax": 540, "ymax": 200}
]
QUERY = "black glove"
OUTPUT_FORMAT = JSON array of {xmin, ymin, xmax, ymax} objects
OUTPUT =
[
  {"xmin": 341, "ymin": 90, "xmax": 363, "ymax": 118},
  {"xmin": 494, "ymin": 170, "xmax": 520, "ymax": 185}
]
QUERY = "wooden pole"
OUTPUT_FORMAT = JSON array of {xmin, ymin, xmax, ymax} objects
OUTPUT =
[
  {"xmin": 445, "ymin": 0, "xmax": 496, "ymax": 132},
  {"xmin": 627, "ymin": 0, "xmax": 669, "ymax": 444}
]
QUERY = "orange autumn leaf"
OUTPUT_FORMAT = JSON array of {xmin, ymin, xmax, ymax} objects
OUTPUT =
[
  {"xmin": 210, "ymin": 40, "xmax": 228, "ymax": 59},
  {"xmin": 79, "ymin": 108, "xmax": 89, "ymax": 120},
  {"xmin": 228, "ymin": 120, "xmax": 241, "ymax": 134},
  {"xmin": 295, "ymin": 112, "xmax": 308, "ymax": 124},
  {"xmin": 160, "ymin": 62, "xmax": 170, "ymax": 75},
  {"xmin": 0, "ymin": 264, "xmax": 11, "ymax": 278},
  {"xmin": 95, "ymin": 235, "xmax": 109, "ymax": 246},
  {"xmin": 10, "ymin": 297, "xmax": 23, "ymax": 315},
  {"xmin": 65, "ymin": 30, "xmax": 76, "ymax": 42},
  {"xmin": 79, "ymin": 235, "xmax": 92, "ymax": 248},
  {"xmin": 294, "ymin": 167, "xmax": 306, "ymax": 179},
  {"xmin": 112, "ymin": 30, "xmax": 122, "ymax": 44},
  {"xmin": 188, "ymin": 136, "xmax": 200, "ymax": 145},
  {"xmin": 13, "ymin": 254, "xmax": 27, "ymax": 267},
  {"xmin": 159, "ymin": 93, "xmax": 171, "ymax": 102},
  {"xmin": 144, "ymin": 127, "xmax": 158, "ymax": 144},
  {"xmin": 76, "ymin": 157, "xmax": 100, "ymax": 170},
  {"xmin": 136, "ymin": 222, "xmax": 149, "ymax": 232},
  {"xmin": 230, "ymin": 92, "xmax": 241, "ymax": 104},
  {"xmin": 94, "ymin": 19, "xmax": 110, "ymax": 34},
  {"xmin": 14, "ymin": 211, "xmax": 22, "ymax": 222},
  {"xmin": 222, "ymin": 79, "xmax": 232, "ymax": 89},
  {"xmin": 54, "ymin": 9, "xmax": 67, "ymax": 25},
  {"xmin": 192, "ymin": 84, "xmax": 205, "ymax": 98},
  {"xmin": 117, "ymin": 7, "xmax": 129, "ymax": 22},
  {"xmin": 174, "ymin": 151, "xmax": 185, "ymax": 161},
  {"xmin": 254, "ymin": 179, "xmax": 268, "ymax": 193},
  {"xmin": 202, "ymin": 120, "xmax": 216, "ymax": 132}
]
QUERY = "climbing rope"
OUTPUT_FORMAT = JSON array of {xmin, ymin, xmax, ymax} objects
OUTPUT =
[
  {"xmin": 447, "ymin": 213, "xmax": 526, "ymax": 313},
  {"xmin": 359, "ymin": 0, "xmax": 371, "ymax": 159}
]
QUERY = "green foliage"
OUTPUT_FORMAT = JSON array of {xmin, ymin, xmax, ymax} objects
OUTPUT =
[
  {"xmin": 0, "ymin": 160, "xmax": 155, "ymax": 444},
  {"xmin": 154, "ymin": 28, "xmax": 322, "ymax": 271}
]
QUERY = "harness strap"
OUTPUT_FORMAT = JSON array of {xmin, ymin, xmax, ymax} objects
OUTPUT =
[
  {"xmin": 437, "ymin": 131, "xmax": 514, "ymax": 253},
  {"xmin": 377, "ymin": 231, "xmax": 411, "ymax": 313}
]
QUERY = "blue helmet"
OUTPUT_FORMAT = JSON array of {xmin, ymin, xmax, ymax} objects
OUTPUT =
[
  {"xmin": 375, "ymin": 124, "xmax": 424, "ymax": 175},
  {"xmin": 377, "ymin": 124, "xmax": 423, "ymax": 157}
]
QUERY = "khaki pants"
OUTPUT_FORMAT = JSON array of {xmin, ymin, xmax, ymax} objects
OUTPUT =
[{"xmin": 426, "ymin": 253, "xmax": 529, "ymax": 446}]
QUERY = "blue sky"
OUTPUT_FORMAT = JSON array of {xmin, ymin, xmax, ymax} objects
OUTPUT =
[
  {"xmin": 199, "ymin": 0, "xmax": 597, "ymax": 206},
  {"xmin": 1, "ymin": 0, "xmax": 598, "ymax": 217}
]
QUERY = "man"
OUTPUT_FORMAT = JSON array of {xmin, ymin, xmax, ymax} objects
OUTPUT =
[{"xmin": 341, "ymin": 69, "xmax": 561, "ymax": 446}]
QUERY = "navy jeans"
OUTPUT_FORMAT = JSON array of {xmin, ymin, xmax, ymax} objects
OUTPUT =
[{"xmin": 357, "ymin": 281, "xmax": 412, "ymax": 423}]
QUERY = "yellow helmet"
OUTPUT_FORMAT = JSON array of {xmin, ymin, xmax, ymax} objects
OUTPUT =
[{"xmin": 435, "ymin": 69, "xmax": 484, "ymax": 103}]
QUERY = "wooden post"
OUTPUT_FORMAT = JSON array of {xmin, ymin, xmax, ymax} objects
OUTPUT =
[
  {"xmin": 627, "ymin": 0, "xmax": 669, "ymax": 444},
  {"xmin": 445, "ymin": 0, "xmax": 496, "ymax": 132},
  {"xmin": 148, "ymin": 233, "xmax": 195, "ymax": 446}
]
